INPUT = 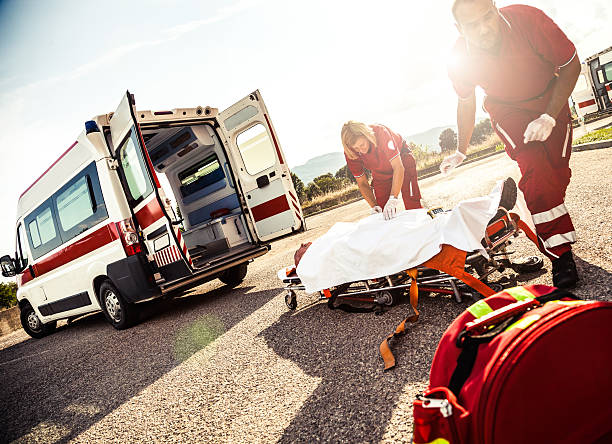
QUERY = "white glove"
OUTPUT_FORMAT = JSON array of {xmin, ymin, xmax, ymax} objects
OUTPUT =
[
  {"xmin": 440, "ymin": 151, "xmax": 466, "ymax": 175},
  {"xmin": 523, "ymin": 113, "xmax": 556, "ymax": 144},
  {"xmin": 383, "ymin": 197, "xmax": 399, "ymax": 220},
  {"xmin": 370, "ymin": 205, "xmax": 382, "ymax": 215}
]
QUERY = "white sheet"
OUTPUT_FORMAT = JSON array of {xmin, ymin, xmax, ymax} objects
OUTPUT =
[{"xmin": 296, "ymin": 182, "xmax": 503, "ymax": 293}]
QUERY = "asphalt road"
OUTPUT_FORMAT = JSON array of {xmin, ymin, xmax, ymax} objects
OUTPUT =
[{"xmin": 1, "ymin": 148, "xmax": 611, "ymax": 443}]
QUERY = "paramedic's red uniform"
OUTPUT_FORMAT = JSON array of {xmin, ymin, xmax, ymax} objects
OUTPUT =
[
  {"xmin": 345, "ymin": 124, "xmax": 422, "ymax": 210},
  {"xmin": 449, "ymin": 5, "xmax": 577, "ymax": 259}
]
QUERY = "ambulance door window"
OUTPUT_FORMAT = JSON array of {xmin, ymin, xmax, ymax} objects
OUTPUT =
[
  {"xmin": 235, "ymin": 124, "xmax": 276, "ymax": 176},
  {"xmin": 25, "ymin": 199, "xmax": 62, "ymax": 260},
  {"xmin": 119, "ymin": 131, "xmax": 153, "ymax": 204}
]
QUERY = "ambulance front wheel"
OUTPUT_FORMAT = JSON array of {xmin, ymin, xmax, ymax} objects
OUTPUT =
[
  {"xmin": 99, "ymin": 280, "xmax": 134, "ymax": 330},
  {"xmin": 20, "ymin": 304, "xmax": 56, "ymax": 339},
  {"xmin": 285, "ymin": 291, "xmax": 297, "ymax": 310},
  {"xmin": 219, "ymin": 263, "xmax": 248, "ymax": 288}
]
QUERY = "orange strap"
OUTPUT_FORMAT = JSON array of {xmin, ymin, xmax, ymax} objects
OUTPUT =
[{"xmin": 380, "ymin": 269, "xmax": 419, "ymax": 371}]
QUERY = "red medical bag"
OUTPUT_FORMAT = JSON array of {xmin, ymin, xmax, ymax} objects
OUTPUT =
[{"xmin": 413, "ymin": 285, "xmax": 612, "ymax": 444}]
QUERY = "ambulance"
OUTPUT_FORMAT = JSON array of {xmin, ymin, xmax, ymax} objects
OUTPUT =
[
  {"xmin": 0, "ymin": 90, "xmax": 304, "ymax": 338},
  {"xmin": 571, "ymin": 46, "xmax": 612, "ymax": 120}
]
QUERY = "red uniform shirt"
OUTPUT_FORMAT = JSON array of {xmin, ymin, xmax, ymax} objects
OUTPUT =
[
  {"xmin": 345, "ymin": 124, "xmax": 405, "ymax": 181},
  {"xmin": 448, "ymin": 5, "xmax": 576, "ymax": 115}
]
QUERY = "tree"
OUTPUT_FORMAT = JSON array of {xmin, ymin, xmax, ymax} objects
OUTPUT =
[
  {"xmin": 291, "ymin": 172, "xmax": 306, "ymax": 202},
  {"xmin": 0, "ymin": 282, "xmax": 17, "ymax": 309},
  {"xmin": 470, "ymin": 118, "xmax": 493, "ymax": 145},
  {"xmin": 439, "ymin": 128, "xmax": 458, "ymax": 153},
  {"xmin": 313, "ymin": 173, "xmax": 339, "ymax": 194},
  {"xmin": 335, "ymin": 165, "xmax": 356, "ymax": 184},
  {"xmin": 305, "ymin": 182, "xmax": 322, "ymax": 200}
]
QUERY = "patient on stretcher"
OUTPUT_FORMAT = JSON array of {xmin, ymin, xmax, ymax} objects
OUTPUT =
[{"xmin": 293, "ymin": 179, "xmax": 521, "ymax": 294}]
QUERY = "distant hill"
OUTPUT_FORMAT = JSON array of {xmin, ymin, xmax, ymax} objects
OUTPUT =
[
  {"xmin": 291, "ymin": 152, "xmax": 346, "ymax": 185},
  {"xmin": 404, "ymin": 125, "xmax": 455, "ymax": 152}
]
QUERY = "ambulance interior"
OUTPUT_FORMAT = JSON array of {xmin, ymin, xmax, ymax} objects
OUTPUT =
[{"xmin": 140, "ymin": 124, "xmax": 252, "ymax": 268}]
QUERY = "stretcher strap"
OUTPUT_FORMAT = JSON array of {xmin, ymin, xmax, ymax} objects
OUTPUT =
[{"xmin": 380, "ymin": 269, "xmax": 419, "ymax": 371}]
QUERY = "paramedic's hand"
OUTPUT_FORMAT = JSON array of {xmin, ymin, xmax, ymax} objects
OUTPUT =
[
  {"xmin": 440, "ymin": 151, "xmax": 466, "ymax": 175},
  {"xmin": 523, "ymin": 113, "xmax": 556, "ymax": 144},
  {"xmin": 370, "ymin": 205, "xmax": 382, "ymax": 215},
  {"xmin": 383, "ymin": 197, "xmax": 399, "ymax": 220}
]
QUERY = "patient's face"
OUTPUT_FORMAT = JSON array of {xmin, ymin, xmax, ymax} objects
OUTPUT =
[{"xmin": 351, "ymin": 136, "xmax": 371, "ymax": 155}]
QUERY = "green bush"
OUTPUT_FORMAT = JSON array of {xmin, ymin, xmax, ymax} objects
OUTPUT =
[
  {"xmin": 0, "ymin": 282, "xmax": 18, "ymax": 309},
  {"xmin": 572, "ymin": 128, "xmax": 612, "ymax": 145}
]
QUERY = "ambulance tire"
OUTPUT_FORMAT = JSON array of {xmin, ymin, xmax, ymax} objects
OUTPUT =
[
  {"xmin": 99, "ymin": 280, "xmax": 134, "ymax": 330},
  {"xmin": 20, "ymin": 304, "xmax": 56, "ymax": 339},
  {"xmin": 219, "ymin": 263, "xmax": 248, "ymax": 287}
]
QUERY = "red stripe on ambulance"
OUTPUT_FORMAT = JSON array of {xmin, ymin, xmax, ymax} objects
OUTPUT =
[
  {"xmin": 578, "ymin": 99, "xmax": 596, "ymax": 108},
  {"xmin": 250, "ymin": 195, "xmax": 291, "ymax": 222},
  {"xmin": 134, "ymin": 199, "xmax": 164, "ymax": 229},
  {"xmin": 24, "ymin": 223, "xmax": 119, "ymax": 280}
]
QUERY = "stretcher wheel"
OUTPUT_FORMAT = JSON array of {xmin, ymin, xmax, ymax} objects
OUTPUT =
[
  {"xmin": 285, "ymin": 291, "xmax": 297, "ymax": 310},
  {"xmin": 376, "ymin": 291, "xmax": 394, "ymax": 306},
  {"xmin": 510, "ymin": 255, "xmax": 544, "ymax": 273}
]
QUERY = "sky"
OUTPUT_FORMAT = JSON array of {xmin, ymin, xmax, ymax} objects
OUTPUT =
[{"xmin": 0, "ymin": 0, "xmax": 610, "ymax": 280}]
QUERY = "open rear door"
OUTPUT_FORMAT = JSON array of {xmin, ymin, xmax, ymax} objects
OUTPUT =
[
  {"xmin": 218, "ymin": 90, "xmax": 304, "ymax": 242},
  {"xmin": 109, "ymin": 91, "xmax": 193, "ymax": 281}
]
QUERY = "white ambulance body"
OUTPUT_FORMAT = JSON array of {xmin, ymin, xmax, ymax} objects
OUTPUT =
[
  {"xmin": 571, "ymin": 46, "xmax": 612, "ymax": 119},
  {"xmin": 1, "ymin": 90, "xmax": 304, "ymax": 338}
]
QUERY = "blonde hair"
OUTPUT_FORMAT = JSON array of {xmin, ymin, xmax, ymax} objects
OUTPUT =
[{"xmin": 341, "ymin": 121, "xmax": 377, "ymax": 160}]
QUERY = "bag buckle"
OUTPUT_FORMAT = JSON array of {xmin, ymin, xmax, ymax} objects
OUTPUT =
[{"xmin": 422, "ymin": 397, "xmax": 453, "ymax": 418}]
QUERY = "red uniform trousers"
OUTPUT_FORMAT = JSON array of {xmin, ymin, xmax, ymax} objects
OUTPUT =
[
  {"xmin": 372, "ymin": 150, "xmax": 422, "ymax": 210},
  {"xmin": 491, "ymin": 104, "xmax": 575, "ymax": 259}
]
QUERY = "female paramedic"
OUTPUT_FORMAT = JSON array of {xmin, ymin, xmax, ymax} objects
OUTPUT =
[{"xmin": 341, "ymin": 121, "xmax": 422, "ymax": 220}]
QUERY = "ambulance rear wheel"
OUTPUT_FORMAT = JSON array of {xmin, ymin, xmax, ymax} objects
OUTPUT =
[
  {"xmin": 20, "ymin": 304, "xmax": 56, "ymax": 339},
  {"xmin": 99, "ymin": 280, "xmax": 134, "ymax": 330},
  {"xmin": 219, "ymin": 263, "xmax": 248, "ymax": 287}
]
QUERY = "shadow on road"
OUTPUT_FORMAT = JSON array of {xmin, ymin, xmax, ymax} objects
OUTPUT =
[
  {"xmin": 0, "ymin": 282, "xmax": 277, "ymax": 443},
  {"xmin": 573, "ymin": 255, "xmax": 612, "ymax": 300},
  {"xmin": 260, "ymin": 293, "xmax": 469, "ymax": 442}
]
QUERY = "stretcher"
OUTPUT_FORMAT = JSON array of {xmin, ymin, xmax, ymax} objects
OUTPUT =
[{"xmin": 278, "ymin": 209, "xmax": 544, "ymax": 313}]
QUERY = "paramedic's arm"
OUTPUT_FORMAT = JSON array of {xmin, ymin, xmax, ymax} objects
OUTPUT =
[
  {"xmin": 355, "ymin": 174, "xmax": 378, "ymax": 208},
  {"xmin": 457, "ymin": 89, "xmax": 476, "ymax": 155},
  {"xmin": 545, "ymin": 55, "xmax": 581, "ymax": 119},
  {"xmin": 389, "ymin": 155, "xmax": 405, "ymax": 198}
]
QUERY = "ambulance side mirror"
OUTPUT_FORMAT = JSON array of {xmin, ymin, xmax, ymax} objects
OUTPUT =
[{"xmin": 0, "ymin": 255, "xmax": 16, "ymax": 277}]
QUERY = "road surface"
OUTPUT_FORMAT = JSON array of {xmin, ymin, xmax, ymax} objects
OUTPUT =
[{"xmin": 1, "ymin": 148, "xmax": 611, "ymax": 443}]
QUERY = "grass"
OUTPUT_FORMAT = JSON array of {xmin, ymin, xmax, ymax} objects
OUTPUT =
[
  {"xmin": 414, "ymin": 133, "xmax": 502, "ymax": 171},
  {"xmin": 572, "ymin": 127, "xmax": 612, "ymax": 145}
]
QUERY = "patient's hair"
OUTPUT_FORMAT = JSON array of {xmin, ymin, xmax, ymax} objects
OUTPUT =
[{"xmin": 341, "ymin": 121, "xmax": 377, "ymax": 160}]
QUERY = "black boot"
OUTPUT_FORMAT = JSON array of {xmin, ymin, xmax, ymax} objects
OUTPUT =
[
  {"xmin": 552, "ymin": 251, "xmax": 579, "ymax": 288},
  {"xmin": 489, "ymin": 177, "xmax": 518, "ymax": 224}
]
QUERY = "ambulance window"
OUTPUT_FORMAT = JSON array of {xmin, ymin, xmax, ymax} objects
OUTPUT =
[
  {"xmin": 597, "ymin": 70, "xmax": 605, "ymax": 84},
  {"xmin": 56, "ymin": 176, "xmax": 94, "ymax": 231},
  {"xmin": 235, "ymin": 124, "xmax": 276, "ymax": 175},
  {"xmin": 224, "ymin": 106, "xmax": 258, "ymax": 131},
  {"xmin": 178, "ymin": 153, "xmax": 224, "ymax": 197},
  {"xmin": 31, "ymin": 207, "xmax": 56, "ymax": 247},
  {"xmin": 53, "ymin": 162, "xmax": 109, "ymax": 242},
  {"xmin": 120, "ymin": 132, "xmax": 153, "ymax": 202},
  {"xmin": 603, "ymin": 63, "xmax": 612, "ymax": 82}
]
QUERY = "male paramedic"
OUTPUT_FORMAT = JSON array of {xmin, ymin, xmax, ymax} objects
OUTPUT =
[
  {"xmin": 342, "ymin": 121, "xmax": 422, "ymax": 220},
  {"xmin": 440, "ymin": 0, "xmax": 581, "ymax": 288}
]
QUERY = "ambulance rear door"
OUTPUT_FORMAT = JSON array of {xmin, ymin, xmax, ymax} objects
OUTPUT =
[
  {"xmin": 109, "ymin": 91, "xmax": 193, "ymax": 281},
  {"xmin": 572, "ymin": 63, "xmax": 599, "ymax": 118},
  {"xmin": 218, "ymin": 90, "xmax": 304, "ymax": 242}
]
